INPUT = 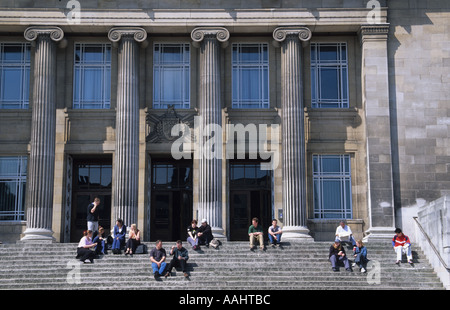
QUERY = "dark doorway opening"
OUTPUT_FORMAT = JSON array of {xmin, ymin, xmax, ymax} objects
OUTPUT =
[
  {"xmin": 70, "ymin": 157, "xmax": 112, "ymax": 242},
  {"xmin": 150, "ymin": 159, "xmax": 193, "ymax": 241},
  {"xmin": 229, "ymin": 160, "xmax": 272, "ymax": 241}
]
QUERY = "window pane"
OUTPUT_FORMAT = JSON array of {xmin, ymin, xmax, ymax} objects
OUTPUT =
[
  {"xmin": 89, "ymin": 165, "xmax": 101, "ymax": 187},
  {"xmin": 312, "ymin": 154, "xmax": 352, "ymax": 219},
  {"xmin": 321, "ymin": 156, "xmax": 341, "ymax": 174},
  {"xmin": 319, "ymin": 45, "xmax": 338, "ymax": 62},
  {"xmin": 0, "ymin": 43, "xmax": 30, "ymax": 109},
  {"xmin": 322, "ymin": 180, "xmax": 341, "ymax": 210},
  {"xmin": 78, "ymin": 166, "xmax": 89, "ymax": 186},
  {"xmin": 310, "ymin": 43, "xmax": 348, "ymax": 108},
  {"xmin": 320, "ymin": 67, "xmax": 339, "ymax": 100},
  {"xmin": 73, "ymin": 43, "xmax": 111, "ymax": 109},
  {"xmin": 101, "ymin": 166, "xmax": 112, "ymax": 188},
  {"xmin": 240, "ymin": 45, "xmax": 260, "ymax": 63},
  {"xmin": 82, "ymin": 68, "xmax": 103, "ymax": 101},
  {"xmin": 161, "ymin": 68, "xmax": 183, "ymax": 101},
  {"xmin": 162, "ymin": 45, "xmax": 182, "ymax": 63},
  {"xmin": 0, "ymin": 156, "xmax": 27, "ymax": 221},
  {"xmin": 2, "ymin": 45, "xmax": 23, "ymax": 62},
  {"xmin": 153, "ymin": 43, "xmax": 190, "ymax": 109},
  {"xmin": 2, "ymin": 68, "xmax": 22, "ymax": 101},
  {"xmin": 232, "ymin": 43, "xmax": 269, "ymax": 109},
  {"xmin": 83, "ymin": 46, "xmax": 104, "ymax": 63}
]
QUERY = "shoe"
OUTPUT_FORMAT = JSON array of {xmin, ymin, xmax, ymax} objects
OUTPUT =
[
  {"xmin": 332, "ymin": 268, "xmax": 338, "ymax": 272},
  {"xmin": 164, "ymin": 272, "xmax": 170, "ymax": 278},
  {"xmin": 395, "ymin": 260, "xmax": 400, "ymax": 265},
  {"xmin": 352, "ymin": 262, "xmax": 356, "ymax": 267},
  {"xmin": 346, "ymin": 268, "xmax": 353, "ymax": 272},
  {"xmin": 183, "ymin": 272, "xmax": 188, "ymax": 278},
  {"xmin": 154, "ymin": 273, "xmax": 160, "ymax": 280},
  {"xmin": 361, "ymin": 268, "xmax": 367, "ymax": 273}
]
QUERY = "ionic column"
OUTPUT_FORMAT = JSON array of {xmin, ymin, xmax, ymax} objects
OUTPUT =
[
  {"xmin": 359, "ymin": 25, "xmax": 395, "ymax": 242},
  {"xmin": 273, "ymin": 27, "xmax": 313, "ymax": 241},
  {"xmin": 21, "ymin": 27, "xmax": 64, "ymax": 242},
  {"xmin": 191, "ymin": 27, "xmax": 229, "ymax": 238},
  {"xmin": 108, "ymin": 28, "xmax": 147, "ymax": 227}
]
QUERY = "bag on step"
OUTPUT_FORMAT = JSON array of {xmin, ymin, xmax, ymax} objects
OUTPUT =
[
  {"xmin": 135, "ymin": 244, "xmax": 148, "ymax": 254},
  {"xmin": 210, "ymin": 238, "xmax": 221, "ymax": 249}
]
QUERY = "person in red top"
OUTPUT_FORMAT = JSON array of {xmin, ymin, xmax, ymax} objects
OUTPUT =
[{"xmin": 392, "ymin": 228, "xmax": 413, "ymax": 265}]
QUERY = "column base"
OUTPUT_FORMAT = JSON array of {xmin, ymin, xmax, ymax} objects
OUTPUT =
[
  {"xmin": 281, "ymin": 226, "xmax": 314, "ymax": 242},
  {"xmin": 20, "ymin": 228, "xmax": 55, "ymax": 243},
  {"xmin": 362, "ymin": 226, "xmax": 396, "ymax": 243}
]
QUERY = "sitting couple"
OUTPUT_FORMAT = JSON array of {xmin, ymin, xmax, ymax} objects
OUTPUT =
[{"xmin": 249, "ymin": 218, "xmax": 283, "ymax": 251}]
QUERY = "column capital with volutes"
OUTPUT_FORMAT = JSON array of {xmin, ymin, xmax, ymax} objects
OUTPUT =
[
  {"xmin": 108, "ymin": 27, "xmax": 147, "ymax": 43},
  {"xmin": 272, "ymin": 26, "xmax": 312, "ymax": 44},
  {"xmin": 191, "ymin": 27, "xmax": 230, "ymax": 48},
  {"xmin": 24, "ymin": 26, "xmax": 64, "ymax": 42}
]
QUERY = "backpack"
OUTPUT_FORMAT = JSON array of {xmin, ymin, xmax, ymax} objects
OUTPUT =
[
  {"xmin": 135, "ymin": 244, "xmax": 148, "ymax": 254},
  {"xmin": 210, "ymin": 238, "xmax": 221, "ymax": 249}
]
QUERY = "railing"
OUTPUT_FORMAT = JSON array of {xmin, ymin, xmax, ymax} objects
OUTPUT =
[{"xmin": 413, "ymin": 216, "xmax": 450, "ymax": 272}]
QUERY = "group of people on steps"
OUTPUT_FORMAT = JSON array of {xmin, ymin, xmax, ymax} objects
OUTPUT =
[{"xmin": 76, "ymin": 198, "xmax": 415, "ymax": 277}]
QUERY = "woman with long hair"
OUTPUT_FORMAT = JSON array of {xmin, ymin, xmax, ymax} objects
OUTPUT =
[{"xmin": 125, "ymin": 223, "xmax": 141, "ymax": 256}]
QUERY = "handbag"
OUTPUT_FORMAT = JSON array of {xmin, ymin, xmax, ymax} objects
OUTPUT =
[{"xmin": 135, "ymin": 243, "xmax": 148, "ymax": 254}]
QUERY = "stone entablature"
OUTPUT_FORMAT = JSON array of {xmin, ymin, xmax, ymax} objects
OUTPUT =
[{"xmin": 0, "ymin": 7, "xmax": 387, "ymax": 34}]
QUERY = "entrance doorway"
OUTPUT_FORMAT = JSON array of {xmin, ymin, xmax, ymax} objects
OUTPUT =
[
  {"xmin": 70, "ymin": 157, "xmax": 112, "ymax": 242},
  {"xmin": 150, "ymin": 159, "xmax": 193, "ymax": 241},
  {"xmin": 229, "ymin": 161, "xmax": 272, "ymax": 241}
]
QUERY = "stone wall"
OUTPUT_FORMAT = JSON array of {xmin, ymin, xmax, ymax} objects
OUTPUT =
[
  {"xmin": 388, "ymin": 1, "xmax": 450, "ymax": 233},
  {"xmin": 415, "ymin": 195, "xmax": 450, "ymax": 289}
]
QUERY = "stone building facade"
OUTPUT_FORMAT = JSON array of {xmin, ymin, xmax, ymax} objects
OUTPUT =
[{"xmin": 0, "ymin": 0, "xmax": 448, "ymax": 244}]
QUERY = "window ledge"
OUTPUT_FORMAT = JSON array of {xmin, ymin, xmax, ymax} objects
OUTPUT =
[{"xmin": 305, "ymin": 107, "xmax": 359, "ymax": 120}]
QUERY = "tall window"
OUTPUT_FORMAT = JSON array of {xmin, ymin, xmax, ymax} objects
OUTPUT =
[
  {"xmin": 0, "ymin": 156, "xmax": 27, "ymax": 221},
  {"xmin": 313, "ymin": 154, "xmax": 352, "ymax": 219},
  {"xmin": 232, "ymin": 43, "xmax": 269, "ymax": 109},
  {"xmin": 311, "ymin": 43, "xmax": 349, "ymax": 108},
  {"xmin": 152, "ymin": 162, "xmax": 192, "ymax": 190},
  {"xmin": 153, "ymin": 43, "xmax": 190, "ymax": 109},
  {"xmin": 0, "ymin": 43, "xmax": 30, "ymax": 109},
  {"xmin": 73, "ymin": 43, "xmax": 111, "ymax": 109}
]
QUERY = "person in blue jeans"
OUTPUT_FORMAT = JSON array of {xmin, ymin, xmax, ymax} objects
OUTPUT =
[
  {"xmin": 150, "ymin": 240, "xmax": 167, "ymax": 279},
  {"xmin": 92, "ymin": 226, "xmax": 107, "ymax": 255},
  {"xmin": 111, "ymin": 219, "xmax": 127, "ymax": 254},
  {"xmin": 268, "ymin": 219, "xmax": 283, "ymax": 247},
  {"xmin": 329, "ymin": 240, "xmax": 352, "ymax": 272},
  {"xmin": 353, "ymin": 240, "xmax": 368, "ymax": 273}
]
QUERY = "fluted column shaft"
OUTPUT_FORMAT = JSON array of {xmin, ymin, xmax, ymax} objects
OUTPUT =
[
  {"xmin": 21, "ymin": 27, "xmax": 64, "ymax": 242},
  {"xmin": 273, "ymin": 27, "xmax": 313, "ymax": 241},
  {"xmin": 108, "ymin": 28, "xmax": 147, "ymax": 227},
  {"xmin": 192, "ymin": 27, "xmax": 229, "ymax": 238}
]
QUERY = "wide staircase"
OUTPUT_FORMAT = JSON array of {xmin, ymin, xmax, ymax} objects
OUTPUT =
[{"xmin": 0, "ymin": 241, "xmax": 445, "ymax": 290}]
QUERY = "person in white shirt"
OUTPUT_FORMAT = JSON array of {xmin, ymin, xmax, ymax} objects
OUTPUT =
[
  {"xmin": 335, "ymin": 221, "xmax": 356, "ymax": 247},
  {"xmin": 76, "ymin": 230, "xmax": 97, "ymax": 263},
  {"xmin": 268, "ymin": 219, "xmax": 283, "ymax": 247}
]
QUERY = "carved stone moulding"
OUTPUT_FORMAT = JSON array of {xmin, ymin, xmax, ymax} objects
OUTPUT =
[
  {"xmin": 191, "ymin": 27, "xmax": 230, "ymax": 48},
  {"xmin": 108, "ymin": 27, "xmax": 147, "ymax": 43},
  {"xmin": 146, "ymin": 105, "xmax": 196, "ymax": 143},
  {"xmin": 24, "ymin": 26, "xmax": 64, "ymax": 42},
  {"xmin": 272, "ymin": 26, "xmax": 312, "ymax": 43}
]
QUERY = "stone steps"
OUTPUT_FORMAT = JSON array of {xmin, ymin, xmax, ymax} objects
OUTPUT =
[{"xmin": 0, "ymin": 241, "xmax": 444, "ymax": 290}]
